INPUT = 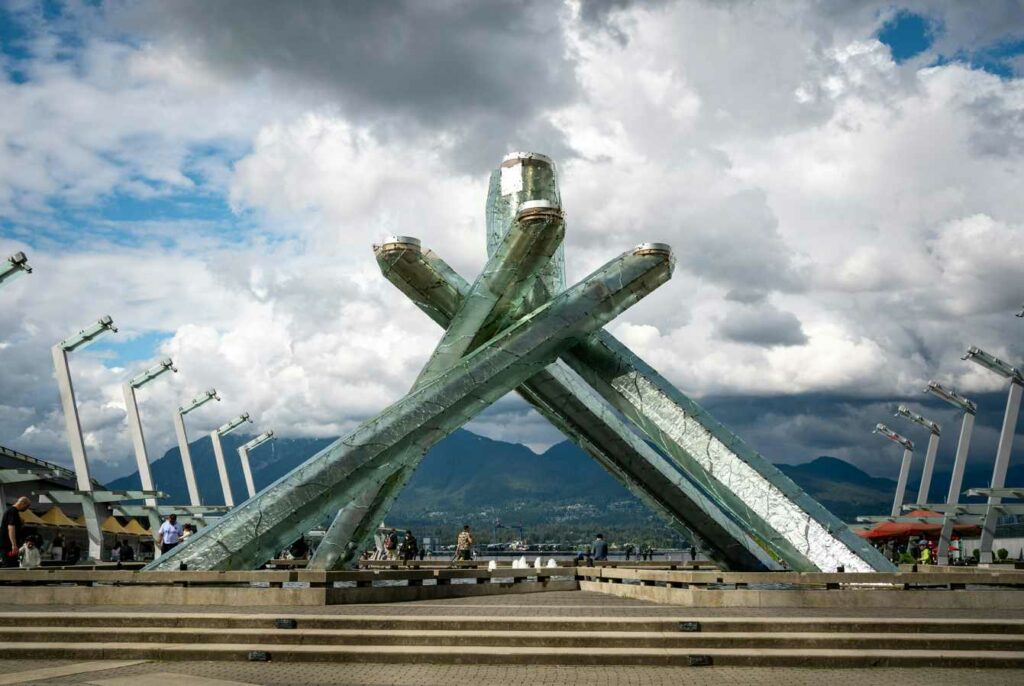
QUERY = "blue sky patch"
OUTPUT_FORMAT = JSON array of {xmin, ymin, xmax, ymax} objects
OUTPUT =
[
  {"xmin": 878, "ymin": 10, "xmax": 935, "ymax": 62},
  {"xmin": 87, "ymin": 329, "xmax": 173, "ymax": 369}
]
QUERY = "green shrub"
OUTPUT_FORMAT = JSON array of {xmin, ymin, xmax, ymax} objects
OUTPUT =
[
  {"xmin": 997, "ymin": 548, "xmax": 1009, "ymax": 561},
  {"xmin": 898, "ymin": 552, "xmax": 915, "ymax": 564},
  {"xmin": 972, "ymin": 548, "xmax": 980, "ymax": 561}
]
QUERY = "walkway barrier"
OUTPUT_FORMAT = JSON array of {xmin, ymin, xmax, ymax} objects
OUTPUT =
[
  {"xmin": 576, "ymin": 566, "xmax": 1024, "ymax": 609},
  {"xmin": 0, "ymin": 567, "xmax": 580, "ymax": 606},
  {"xmin": 3, "ymin": 566, "xmax": 1024, "ymax": 608}
]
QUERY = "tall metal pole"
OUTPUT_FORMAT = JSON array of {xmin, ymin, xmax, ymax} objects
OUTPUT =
[
  {"xmin": 122, "ymin": 358, "xmax": 177, "ymax": 542},
  {"xmin": 209, "ymin": 413, "xmax": 252, "ymax": 508},
  {"xmin": 961, "ymin": 347, "xmax": 1023, "ymax": 564},
  {"xmin": 173, "ymin": 412, "xmax": 202, "ymax": 507},
  {"xmin": 173, "ymin": 389, "xmax": 220, "ymax": 507},
  {"xmin": 236, "ymin": 430, "xmax": 273, "ymax": 500},
  {"xmin": 0, "ymin": 251, "xmax": 31, "ymax": 289},
  {"xmin": 918, "ymin": 432, "xmax": 940, "ymax": 504},
  {"xmin": 893, "ymin": 447, "xmax": 914, "ymax": 517},
  {"xmin": 237, "ymin": 446, "xmax": 256, "ymax": 500},
  {"xmin": 875, "ymin": 423, "xmax": 914, "ymax": 518},
  {"xmin": 52, "ymin": 316, "xmax": 118, "ymax": 561},
  {"xmin": 979, "ymin": 380, "xmax": 1023, "ymax": 563},
  {"xmin": 894, "ymin": 405, "xmax": 941, "ymax": 505},
  {"xmin": 926, "ymin": 381, "xmax": 977, "ymax": 564},
  {"xmin": 938, "ymin": 412, "xmax": 976, "ymax": 564}
]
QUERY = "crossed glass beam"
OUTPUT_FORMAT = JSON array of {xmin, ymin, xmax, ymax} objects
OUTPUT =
[{"xmin": 147, "ymin": 221, "xmax": 676, "ymax": 570}]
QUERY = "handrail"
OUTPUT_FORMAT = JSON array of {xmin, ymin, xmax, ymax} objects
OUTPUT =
[{"xmin": 1, "ymin": 566, "xmax": 1023, "ymax": 589}]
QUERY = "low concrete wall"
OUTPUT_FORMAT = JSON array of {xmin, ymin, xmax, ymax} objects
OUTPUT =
[
  {"xmin": 5, "ymin": 579, "xmax": 580, "ymax": 606},
  {"xmin": 580, "ymin": 580, "xmax": 1024, "ymax": 609}
]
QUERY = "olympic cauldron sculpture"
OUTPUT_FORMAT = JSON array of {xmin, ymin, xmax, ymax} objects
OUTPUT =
[{"xmin": 147, "ymin": 153, "xmax": 893, "ymax": 573}]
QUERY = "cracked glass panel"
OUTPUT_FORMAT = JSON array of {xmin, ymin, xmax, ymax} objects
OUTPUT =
[{"xmin": 564, "ymin": 335, "xmax": 895, "ymax": 572}]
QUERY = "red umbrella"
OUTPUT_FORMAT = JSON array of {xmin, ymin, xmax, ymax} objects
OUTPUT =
[{"xmin": 856, "ymin": 509, "xmax": 981, "ymax": 540}]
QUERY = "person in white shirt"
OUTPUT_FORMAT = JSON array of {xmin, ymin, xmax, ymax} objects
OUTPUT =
[
  {"xmin": 19, "ymin": 538, "xmax": 41, "ymax": 568},
  {"xmin": 157, "ymin": 514, "xmax": 183, "ymax": 555}
]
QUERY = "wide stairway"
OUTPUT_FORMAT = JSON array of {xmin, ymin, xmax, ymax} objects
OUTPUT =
[{"xmin": 1, "ymin": 595, "xmax": 1023, "ymax": 668}]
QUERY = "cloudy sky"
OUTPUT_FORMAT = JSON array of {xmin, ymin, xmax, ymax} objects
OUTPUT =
[{"xmin": 1, "ymin": 0, "xmax": 1022, "ymax": 484}]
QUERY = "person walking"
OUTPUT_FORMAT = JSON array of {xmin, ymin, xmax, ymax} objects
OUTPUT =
[
  {"xmin": 157, "ymin": 514, "xmax": 183, "ymax": 555},
  {"xmin": 2, "ymin": 497, "xmax": 31, "ymax": 568},
  {"xmin": 592, "ymin": 533, "xmax": 608, "ymax": 561},
  {"xmin": 400, "ymin": 530, "xmax": 418, "ymax": 564},
  {"xmin": 455, "ymin": 525, "xmax": 473, "ymax": 561},
  {"xmin": 689, "ymin": 545, "xmax": 697, "ymax": 562}
]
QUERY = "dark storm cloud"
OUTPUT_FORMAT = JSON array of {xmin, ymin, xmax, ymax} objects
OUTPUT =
[
  {"xmin": 715, "ymin": 305, "xmax": 809, "ymax": 347},
  {"xmin": 116, "ymin": 0, "xmax": 580, "ymax": 170}
]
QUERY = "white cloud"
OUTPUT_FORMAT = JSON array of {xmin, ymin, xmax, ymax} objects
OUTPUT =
[{"xmin": 2, "ymin": 0, "xmax": 1024, "ymax": 478}]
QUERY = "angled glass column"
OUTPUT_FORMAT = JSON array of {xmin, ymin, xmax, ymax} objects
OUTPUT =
[
  {"xmin": 145, "ymin": 246, "xmax": 674, "ymax": 570},
  {"xmin": 926, "ymin": 382, "xmax": 977, "ymax": 564},
  {"xmin": 173, "ymin": 389, "xmax": 220, "ymax": 506},
  {"xmin": 379, "ymin": 242, "xmax": 891, "ymax": 571},
  {"xmin": 210, "ymin": 413, "xmax": 252, "ymax": 507},
  {"xmin": 370, "ymin": 240, "xmax": 789, "ymax": 570}
]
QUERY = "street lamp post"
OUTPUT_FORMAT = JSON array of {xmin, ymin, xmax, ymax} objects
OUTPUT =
[
  {"xmin": 874, "ymin": 423, "xmax": 914, "ymax": 518},
  {"xmin": 173, "ymin": 389, "xmax": 220, "ymax": 507},
  {"xmin": 210, "ymin": 413, "xmax": 252, "ymax": 507},
  {"xmin": 52, "ymin": 315, "xmax": 117, "ymax": 560},
  {"xmin": 962, "ymin": 347, "xmax": 1023, "ymax": 564},
  {"xmin": 925, "ymin": 382, "xmax": 977, "ymax": 564},
  {"xmin": 0, "ymin": 252, "xmax": 31, "ymax": 289},
  {"xmin": 894, "ymin": 405, "xmax": 941, "ymax": 505},
  {"xmin": 123, "ymin": 358, "xmax": 177, "ymax": 535},
  {"xmin": 237, "ymin": 430, "xmax": 274, "ymax": 500}
]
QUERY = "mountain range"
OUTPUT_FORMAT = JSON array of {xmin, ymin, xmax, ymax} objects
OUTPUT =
[{"xmin": 107, "ymin": 428, "xmax": 1023, "ymax": 545}]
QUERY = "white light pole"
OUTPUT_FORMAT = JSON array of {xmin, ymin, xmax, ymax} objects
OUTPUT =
[
  {"xmin": 894, "ymin": 405, "xmax": 941, "ymax": 505},
  {"xmin": 210, "ymin": 413, "xmax": 252, "ymax": 507},
  {"xmin": 925, "ymin": 381, "xmax": 977, "ymax": 564},
  {"xmin": 173, "ymin": 388, "xmax": 220, "ymax": 506},
  {"xmin": 123, "ymin": 358, "xmax": 177, "ymax": 535},
  {"xmin": 237, "ymin": 430, "xmax": 274, "ymax": 500},
  {"xmin": 962, "ymin": 346, "xmax": 1023, "ymax": 564},
  {"xmin": 52, "ymin": 315, "xmax": 117, "ymax": 560},
  {"xmin": 0, "ymin": 251, "xmax": 31, "ymax": 289},
  {"xmin": 874, "ymin": 423, "xmax": 914, "ymax": 517}
]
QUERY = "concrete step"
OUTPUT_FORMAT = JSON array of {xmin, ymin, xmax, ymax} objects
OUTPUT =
[
  {"xmin": 3, "ymin": 612, "xmax": 1022, "ymax": 635},
  {"xmin": 0, "ymin": 641, "xmax": 1022, "ymax": 668},
  {"xmin": 0, "ymin": 626, "xmax": 1022, "ymax": 651}
]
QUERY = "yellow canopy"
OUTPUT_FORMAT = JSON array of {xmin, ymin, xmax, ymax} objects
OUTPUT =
[
  {"xmin": 40, "ymin": 507, "xmax": 83, "ymax": 527},
  {"xmin": 121, "ymin": 518, "xmax": 149, "ymax": 536},
  {"xmin": 19, "ymin": 509, "xmax": 47, "ymax": 526},
  {"xmin": 101, "ymin": 516, "xmax": 129, "ymax": 534}
]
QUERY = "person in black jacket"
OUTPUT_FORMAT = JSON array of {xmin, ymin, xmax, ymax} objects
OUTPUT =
[
  {"xmin": 1, "ymin": 497, "xmax": 31, "ymax": 568},
  {"xmin": 592, "ymin": 533, "xmax": 608, "ymax": 561}
]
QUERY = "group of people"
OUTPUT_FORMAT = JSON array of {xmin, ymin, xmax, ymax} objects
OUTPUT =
[
  {"xmin": 1, "ymin": 497, "xmax": 81, "ymax": 568},
  {"xmin": 383, "ymin": 528, "xmax": 425, "ymax": 562},
  {"xmin": 622, "ymin": 543, "xmax": 661, "ymax": 561}
]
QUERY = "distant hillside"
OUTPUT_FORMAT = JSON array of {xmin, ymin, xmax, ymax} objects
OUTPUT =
[{"xmin": 107, "ymin": 429, "xmax": 1023, "ymax": 545}]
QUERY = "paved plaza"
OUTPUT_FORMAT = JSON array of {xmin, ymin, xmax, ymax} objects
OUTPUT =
[{"xmin": 0, "ymin": 660, "xmax": 1022, "ymax": 686}]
